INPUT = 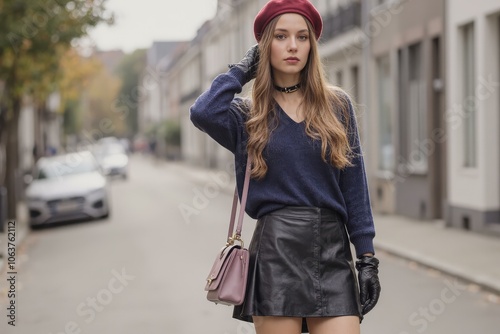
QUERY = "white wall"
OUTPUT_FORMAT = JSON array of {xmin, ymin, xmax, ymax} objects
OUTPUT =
[{"xmin": 447, "ymin": 0, "xmax": 500, "ymax": 210}]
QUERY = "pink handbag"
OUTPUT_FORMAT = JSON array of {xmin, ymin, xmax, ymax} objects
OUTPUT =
[{"xmin": 205, "ymin": 157, "xmax": 252, "ymax": 306}]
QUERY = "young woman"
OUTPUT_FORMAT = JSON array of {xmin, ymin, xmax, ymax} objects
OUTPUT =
[{"xmin": 190, "ymin": 1, "xmax": 380, "ymax": 333}]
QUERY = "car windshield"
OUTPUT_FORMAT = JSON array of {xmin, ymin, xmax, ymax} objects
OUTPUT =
[{"xmin": 36, "ymin": 154, "xmax": 99, "ymax": 179}]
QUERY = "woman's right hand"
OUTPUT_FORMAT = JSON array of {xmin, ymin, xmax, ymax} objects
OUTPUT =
[{"xmin": 229, "ymin": 44, "xmax": 260, "ymax": 84}]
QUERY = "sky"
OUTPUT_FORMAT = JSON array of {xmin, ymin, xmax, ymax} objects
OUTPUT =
[{"xmin": 87, "ymin": 0, "xmax": 218, "ymax": 53}]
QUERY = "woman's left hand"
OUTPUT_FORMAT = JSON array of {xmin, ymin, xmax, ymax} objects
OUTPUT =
[
  {"xmin": 355, "ymin": 255, "xmax": 381, "ymax": 315},
  {"xmin": 228, "ymin": 44, "xmax": 260, "ymax": 84}
]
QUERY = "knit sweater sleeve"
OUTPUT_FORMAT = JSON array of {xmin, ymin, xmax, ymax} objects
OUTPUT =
[
  {"xmin": 189, "ymin": 67, "xmax": 249, "ymax": 153},
  {"xmin": 339, "ymin": 96, "xmax": 376, "ymax": 258}
]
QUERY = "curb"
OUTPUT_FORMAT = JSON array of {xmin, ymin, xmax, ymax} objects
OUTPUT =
[{"xmin": 373, "ymin": 240, "xmax": 500, "ymax": 294}]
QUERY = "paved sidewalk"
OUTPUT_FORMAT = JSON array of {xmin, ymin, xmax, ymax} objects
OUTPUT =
[
  {"xmin": 373, "ymin": 213, "xmax": 500, "ymax": 293},
  {"xmin": 166, "ymin": 160, "xmax": 500, "ymax": 294}
]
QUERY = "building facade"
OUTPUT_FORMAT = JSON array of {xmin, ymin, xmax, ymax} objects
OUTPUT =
[
  {"xmin": 180, "ymin": 0, "xmax": 262, "ymax": 168},
  {"xmin": 367, "ymin": 0, "xmax": 447, "ymax": 221},
  {"xmin": 139, "ymin": 41, "xmax": 186, "ymax": 134},
  {"xmin": 446, "ymin": 0, "xmax": 500, "ymax": 233},
  {"xmin": 177, "ymin": 25, "xmax": 208, "ymax": 166}
]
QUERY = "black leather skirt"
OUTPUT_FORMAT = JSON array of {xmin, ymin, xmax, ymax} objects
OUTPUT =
[{"xmin": 233, "ymin": 206, "xmax": 362, "ymax": 333}]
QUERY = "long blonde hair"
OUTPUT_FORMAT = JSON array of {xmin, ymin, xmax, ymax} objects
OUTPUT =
[{"xmin": 246, "ymin": 15, "xmax": 354, "ymax": 179}]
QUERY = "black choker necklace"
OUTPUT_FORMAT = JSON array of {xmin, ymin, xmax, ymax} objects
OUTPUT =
[{"xmin": 274, "ymin": 83, "xmax": 301, "ymax": 93}]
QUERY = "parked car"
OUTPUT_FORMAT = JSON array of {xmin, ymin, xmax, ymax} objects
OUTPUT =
[
  {"xmin": 26, "ymin": 150, "xmax": 111, "ymax": 228},
  {"xmin": 97, "ymin": 136, "xmax": 120, "ymax": 146},
  {"xmin": 93, "ymin": 142, "xmax": 129, "ymax": 179}
]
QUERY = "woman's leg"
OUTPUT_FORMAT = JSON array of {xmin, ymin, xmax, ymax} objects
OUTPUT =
[
  {"xmin": 252, "ymin": 316, "xmax": 302, "ymax": 334},
  {"xmin": 306, "ymin": 316, "xmax": 360, "ymax": 334}
]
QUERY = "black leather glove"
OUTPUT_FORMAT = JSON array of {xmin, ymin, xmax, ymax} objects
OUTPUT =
[
  {"xmin": 355, "ymin": 255, "xmax": 381, "ymax": 315},
  {"xmin": 228, "ymin": 44, "xmax": 260, "ymax": 84}
]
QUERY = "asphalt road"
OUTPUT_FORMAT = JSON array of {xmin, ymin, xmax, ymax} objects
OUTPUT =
[{"xmin": 1, "ymin": 154, "xmax": 499, "ymax": 334}]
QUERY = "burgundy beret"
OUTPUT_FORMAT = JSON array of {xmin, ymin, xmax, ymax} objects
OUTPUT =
[{"xmin": 254, "ymin": 0, "xmax": 323, "ymax": 42}]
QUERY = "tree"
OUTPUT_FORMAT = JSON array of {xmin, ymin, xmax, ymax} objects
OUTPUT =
[
  {"xmin": 58, "ymin": 48, "xmax": 103, "ymax": 139},
  {"xmin": 0, "ymin": 0, "xmax": 112, "ymax": 220},
  {"xmin": 85, "ymin": 61, "xmax": 124, "ymax": 136},
  {"xmin": 114, "ymin": 49, "xmax": 147, "ymax": 136},
  {"xmin": 161, "ymin": 119, "xmax": 181, "ymax": 160}
]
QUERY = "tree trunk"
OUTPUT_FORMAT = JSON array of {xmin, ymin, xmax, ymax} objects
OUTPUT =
[
  {"xmin": 6, "ymin": 97, "xmax": 20, "ymax": 220},
  {"xmin": 34, "ymin": 103, "xmax": 44, "ymax": 161},
  {"xmin": 0, "ymin": 107, "xmax": 6, "ymax": 186}
]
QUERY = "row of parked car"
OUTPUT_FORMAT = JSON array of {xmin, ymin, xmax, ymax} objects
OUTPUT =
[{"xmin": 25, "ymin": 137, "xmax": 130, "ymax": 228}]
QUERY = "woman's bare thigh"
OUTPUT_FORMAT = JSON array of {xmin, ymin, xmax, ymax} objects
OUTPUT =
[
  {"xmin": 306, "ymin": 316, "xmax": 360, "ymax": 334},
  {"xmin": 252, "ymin": 316, "xmax": 302, "ymax": 334}
]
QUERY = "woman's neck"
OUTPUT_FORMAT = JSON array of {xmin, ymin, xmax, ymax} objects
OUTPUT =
[
  {"xmin": 272, "ymin": 72, "xmax": 301, "ymax": 89},
  {"xmin": 274, "ymin": 91, "xmax": 303, "ymax": 102}
]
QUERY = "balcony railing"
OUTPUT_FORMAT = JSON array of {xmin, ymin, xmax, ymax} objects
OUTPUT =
[{"xmin": 321, "ymin": 1, "xmax": 361, "ymax": 41}]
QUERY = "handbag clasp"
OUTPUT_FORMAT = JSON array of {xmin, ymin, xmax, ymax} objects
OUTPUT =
[{"xmin": 226, "ymin": 234, "xmax": 244, "ymax": 249}]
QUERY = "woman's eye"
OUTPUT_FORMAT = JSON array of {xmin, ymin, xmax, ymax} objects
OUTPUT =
[
  {"xmin": 298, "ymin": 35, "xmax": 309, "ymax": 41},
  {"xmin": 275, "ymin": 34, "xmax": 286, "ymax": 40}
]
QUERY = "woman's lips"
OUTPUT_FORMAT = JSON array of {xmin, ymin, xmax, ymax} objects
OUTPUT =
[{"xmin": 285, "ymin": 57, "xmax": 299, "ymax": 64}]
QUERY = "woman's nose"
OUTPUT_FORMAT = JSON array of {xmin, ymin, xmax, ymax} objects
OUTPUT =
[{"xmin": 288, "ymin": 37, "xmax": 298, "ymax": 51}]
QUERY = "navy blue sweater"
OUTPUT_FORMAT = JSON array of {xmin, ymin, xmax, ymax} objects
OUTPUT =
[{"xmin": 190, "ymin": 67, "xmax": 375, "ymax": 256}]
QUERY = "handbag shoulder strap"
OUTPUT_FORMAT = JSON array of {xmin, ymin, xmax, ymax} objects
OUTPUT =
[{"xmin": 227, "ymin": 155, "xmax": 252, "ymax": 243}]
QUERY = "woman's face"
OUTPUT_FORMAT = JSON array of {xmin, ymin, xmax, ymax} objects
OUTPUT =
[{"xmin": 270, "ymin": 13, "xmax": 311, "ymax": 81}]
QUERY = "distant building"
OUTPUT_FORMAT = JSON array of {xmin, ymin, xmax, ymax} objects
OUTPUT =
[
  {"xmin": 172, "ymin": 21, "xmax": 212, "ymax": 166},
  {"xmin": 138, "ymin": 41, "xmax": 188, "ymax": 134}
]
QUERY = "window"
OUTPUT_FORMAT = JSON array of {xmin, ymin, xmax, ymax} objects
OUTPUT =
[
  {"xmin": 462, "ymin": 23, "xmax": 476, "ymax": 167},
  {"xmin": 377, "ymin": 55, "xmax": 394, "ymax": 172},
  {"xmin": 407, "ymin": 42, "xmax": 427, "ymax": 172},
  {"xmin": 398, "ymin": 42, "xmax": 427, "ymax": 173}
]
